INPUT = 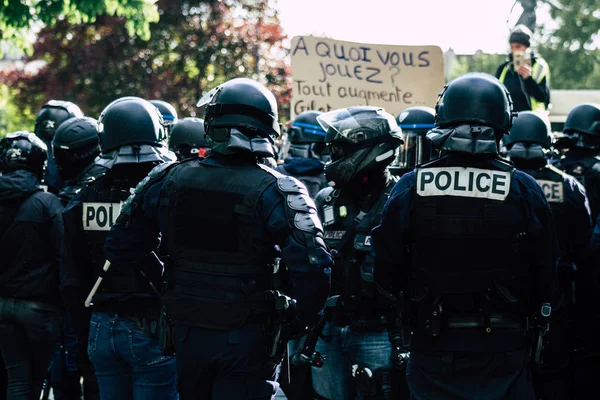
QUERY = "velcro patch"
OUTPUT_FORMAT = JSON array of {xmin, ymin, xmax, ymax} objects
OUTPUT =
[{"xmin": 416, "ymin": 167, "xmax": 511, "ymax": 201}]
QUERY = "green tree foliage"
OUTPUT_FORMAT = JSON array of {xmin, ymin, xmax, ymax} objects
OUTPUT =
[
  {"xmin": 0, "ymin": 84, "xmax": 36, "ymax": 137},
  {"xmin": 448, "ymin": 0, "xmax": 600, "ymax": 89},
  {"xmin": 447, "ymin": 52, "xmax": 507, "ymax": 81},
  {"xmin": 0, "ymin": 0, "xmax": 159, "ymax": 52},
  {"xmin": 536, "ymin": 0, "xmax": 600, "ymax": 89},
  {"xmin": 0, "ymin": 0, "xmax": 290, "ymax": 134}
]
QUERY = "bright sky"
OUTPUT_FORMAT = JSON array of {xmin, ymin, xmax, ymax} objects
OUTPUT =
[{"xmin": 276, "ymin": 0, "xmax": 554, "ymax": 54}]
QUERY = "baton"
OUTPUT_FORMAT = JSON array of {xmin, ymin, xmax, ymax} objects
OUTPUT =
[{"xmin": 84, "ymin": 260, "xmax": 111, "ymax": 307}]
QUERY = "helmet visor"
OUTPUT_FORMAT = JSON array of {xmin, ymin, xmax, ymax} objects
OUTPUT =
[{"xmin": 317, "ymin": 106, "xmax": 400, "ymax": 144}]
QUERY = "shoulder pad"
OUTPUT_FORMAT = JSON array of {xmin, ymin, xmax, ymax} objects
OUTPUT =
[
  {"xmin": 258, "ymin": 162, "xmax": 284, "ymax": 178},
  {"xmin": 294, "ymin": 211, "xmax": 324, "ymax": 235},
  {"xmin": 149, "ymin": 161, "xmax": 177, "ymax": 179},
  {"xmin": 287, "ymin": 192, "xmax": 317, "ymax": 213},
  {"xmin": 116, "ymin": 161, "xmax": 177, "ymax": 225},
  {"xmin": 134, "ymin": 161, "xmax": 177, "ymax": 194},
  {"xmin": 277, "ymin": 175, "xmax": 309, "ymax": 196},
  {"xmin": 258, "ymin": 163, "xmax": 309, "ymax": 195}
]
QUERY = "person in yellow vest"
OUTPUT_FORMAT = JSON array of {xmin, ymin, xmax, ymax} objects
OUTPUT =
[{"xmin": 495, "ymin": 24, "xmax": 550, "ymax": 113}]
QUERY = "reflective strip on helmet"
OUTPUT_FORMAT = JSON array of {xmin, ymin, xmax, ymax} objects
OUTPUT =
[{"xmin": 292, "ymin": 122, "xmax": 326, "ymax": 135}]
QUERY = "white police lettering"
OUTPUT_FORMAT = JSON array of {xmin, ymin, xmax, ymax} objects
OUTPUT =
[
  {"xmin": 82, "ymin": 202, "xmax": 123, "ymax": 231},
  {"xmin": 324, "ymin": 230, "xmax": 345, "ymax": 240},
  {"xmin": 363, "ymin": 236, "xmax": 371, "ymax": 246},
  {"xmin": 535, "ymin": 180, "xmax": 564, "ymax": 203},
  {"xmin": 416, "ymin": 167, "xmax": 511, "ymax": 201}
]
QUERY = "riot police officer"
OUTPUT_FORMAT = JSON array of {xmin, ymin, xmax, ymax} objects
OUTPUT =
[
  {"xmin": 103, "ymin": 78, "xmax": 332, "ymax": 400},
  {"xmin": 389, "ymin": 106, "xmax": 435, "ymax": 178},
  {"xmin": 168, "ymin": 117, "xmax": 211, "ymax": 160},
  {"xmin": 311, "ymin": 106, "xmax": 403, "ymax": 400},
  {"xmin": 277, "ymin": 110, "xmax": 329, "ymax": 198},
  {"xmin": 149, "ymin": 99, "xmax": 178, "ymax": 138},
  {"xmin": 556, "ymin": 104, "xmax": 600, "ymax": 221},
  {"xmin": 505, "ymin": 111, "xmax": 592, "ymax": 399},
  {"xmin": 372, "ymin": 72, "xmax": 558, "ymax": 399},
  {"xmin": 61, "ymin": 97, "xmax": 177, "ymax": 400},
  {"xmin": 53, "ymin": 116, "xmax": 107, "ymax": 204},
  {"xmin": 34, "ymin": 100, "xmax": 84, "ymax": 194},
  {"xmin": 48, "ymin": 116, "xmax": 105, "ymax": 400},
  {"xmin": 0, "ymin": 132, "xmax": 63, "ymax": 399},
  {"xmin": 564, "ymin": 103, "xmax": 600, "ymax": 400}
]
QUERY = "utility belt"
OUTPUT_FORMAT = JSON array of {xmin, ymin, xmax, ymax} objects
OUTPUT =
[
  {"xmin": 446, "ymin": 314, "xmax": 525, "ymax": 331},
  {"xmin": 329, "ymin": 311, "xmax": 390, "ymax": 332},
  {"xmin": 416, "ymin": 308, "xmax": 526, "ymax": 337}
]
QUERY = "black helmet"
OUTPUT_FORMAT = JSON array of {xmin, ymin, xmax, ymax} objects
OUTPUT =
[
  {"xmin": 52, "ymin": 116, "xmax": 100, "ymax": 180},
  {"xmin": 169, "ymin": 117, "xmax": 211, "ymax": 160},
  {"xmin": 287, "ymin": 110, "xmax": 328, "ymax": 161},
  {"xmin": 98, "ymin": 97, "xmax": 165, "ymax": 153},
  {"xmin": 34, "ymin": 100, "xmax": 84, "ymax": 142},
  {"xmin": 97, "ymin": 97, "xmax": 174, "ymax": 167},
  {"xmin": 504, "ymin": 111, "xmax": 551, "ymax": 149},
  {"xmin": 149, "ymin": 99, "xmax": 178, "ymax": 141},
  {"xmin": 197, "ymin": 78, "xmax": 280, "ymax": 157},
  {"xmin": 563, "ymin": 103, "xmax": 600, "ymax": 137},
  {"xmin": 396, "ymin": 106, "xmax": 436, "ymax": 133},
  {"xmin": 505, "ymin": 112, "xmax": 551, "ymax": 165},
  {"xmin": 149, "ymin": 100, "xmax": 178, "ymax": 125},
  {"xmin": 435, "ymin": 72, "xmax": 514, "ymax": 134},
  {"xmin": 317, "ymin": 106, "xmax": 403, "ymax": 187},
  {"xmin": 390, "ymin": 107, "xmax": 435, "ymax": 175},
  {"xmin": 289, "ymin": 111, "xmax": 326, "ymax": 144},
  {"xmin": 0, "ymin": 131, "xmax": 47, "ymax": 178}
]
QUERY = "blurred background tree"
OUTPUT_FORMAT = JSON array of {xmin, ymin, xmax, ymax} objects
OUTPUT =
[
  {"xmin": 536, "ymin": 0, "xmax": 600, "ymax": 89},
  {"xmin": 448, "ymin": 0, "xmax": 600, "ymax": 88},
  {"xmin": 0, "ymin": 0, "xmax": 159, "ymax": 52},
  {"xmin": 0, "ymin": 0, "xmax": 290, "ymax": 137}
]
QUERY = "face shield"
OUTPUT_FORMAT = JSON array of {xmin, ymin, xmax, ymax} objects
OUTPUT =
[{"xmin": 390, "ymin": 130, "xmax": 431, "ymax": 171}]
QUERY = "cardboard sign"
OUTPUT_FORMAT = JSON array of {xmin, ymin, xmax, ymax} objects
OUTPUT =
[{"xmin": 290, "ymin": 35, "xmax": 445, "ymax": 119}]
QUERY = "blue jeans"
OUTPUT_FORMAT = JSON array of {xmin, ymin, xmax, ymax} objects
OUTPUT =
[
  {"xmin": 0, "ymin": 297, "xmax": 60, "ymax": 400},
  {"xmin": 311, "ymin": 322, "xmax": 392, "ymax": 400},
  {"xmin": 87, "ymin": 312, "xmax": 177, "ymax": 400}
]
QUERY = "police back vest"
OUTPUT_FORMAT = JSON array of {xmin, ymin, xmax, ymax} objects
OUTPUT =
[
  {"xmin": 58, "ymin": 163, "xmax": 109, "ymax": 206},
  {"xmin": 409, "ymin": 156, "xmax": 529, "ymax": 330},
  {"xmin": 519, "ymin": 165, "xmax": 572, "ymax": 251},
  {"xmin": 160, "ymin": 159, "xmax": 279, "ymax": 330},
  {"xmin": 557, "ymin": 153, "xmax": 600, "ymax": 221},
  {"xmin": 557, "ymin": 154, "xmax": 600, "ymax": 187},
  {"xmin": 81, "ymin": 168, "xmax": 155, "ymax": 304},
  {"xmin": 317, "ymin": 183, "xmax": 391, "ymax": 313}
]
